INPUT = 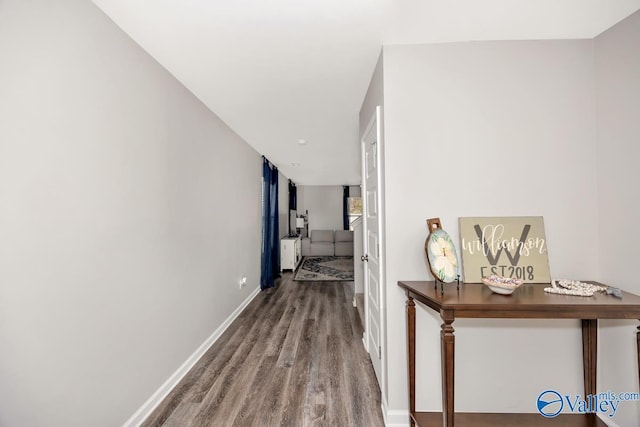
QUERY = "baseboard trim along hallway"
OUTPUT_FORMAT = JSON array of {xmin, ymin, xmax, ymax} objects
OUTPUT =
[
  {"xmin": 383, "ymin": 395, "xmax": 410, "ymax": 427},
  {"xmin": 122, "ymin": 286, "xmax": 261, "ymax": 427}
]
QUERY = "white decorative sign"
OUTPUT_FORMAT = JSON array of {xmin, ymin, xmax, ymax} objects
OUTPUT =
[{"xmin": 459, "ymin": 216, "xmax": 551, "ymax": 283}]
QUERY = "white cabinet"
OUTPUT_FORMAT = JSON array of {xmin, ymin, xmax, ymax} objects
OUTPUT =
[{"xmin": 280, "ymin": 236, "xmax": 302, "ymax": 272}]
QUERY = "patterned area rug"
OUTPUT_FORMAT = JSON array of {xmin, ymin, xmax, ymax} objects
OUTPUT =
[{"xmin": 294, "ymin": 256, "xmax": 354, "ymax": 281}]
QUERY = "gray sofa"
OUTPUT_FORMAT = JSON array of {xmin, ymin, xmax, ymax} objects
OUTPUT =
[
  {"xmin": 301, "ymin": 230, "xmax": 354, "ymax": 257},
  {"xmin": 334, "ymin": 230, "xmax": 354, "ymax": 256}
]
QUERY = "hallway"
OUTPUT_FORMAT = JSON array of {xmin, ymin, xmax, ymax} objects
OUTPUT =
[{"xmin": 142, "ymin": 274, "xmax": 385, "ymax": 426}]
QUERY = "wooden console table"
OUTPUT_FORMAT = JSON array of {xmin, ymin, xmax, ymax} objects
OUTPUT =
[{"xmin": 397, "ymin": 280, "xmax": 640, "ymax": 427}]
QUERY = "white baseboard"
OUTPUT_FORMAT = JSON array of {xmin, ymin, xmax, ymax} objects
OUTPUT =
[
  {"xmin": 380, "ymin": 410, "xmax": 620, "ymax": 427},
  {"xmin": 122, "ymin": 286, "xmax": 261, "ymax": 427},
  {"xmin": 379, "ymin": 402, "xmax": 620, "ymax": 427},
  {"xmin": 382, "ymin": 396, "xmax": 409, "ymax": 427},
  {"xmin": 598, "ymin": 414, "xmax": 621, "ymax": 427},
  {"xmin": 383, "ymin": 409, "xmax": 409, "ymax": 426}
]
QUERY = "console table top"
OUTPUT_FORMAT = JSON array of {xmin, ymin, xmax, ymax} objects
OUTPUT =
[{"xmin": 398, "ymin": 281, "xmax": 640, "ymax": 319}]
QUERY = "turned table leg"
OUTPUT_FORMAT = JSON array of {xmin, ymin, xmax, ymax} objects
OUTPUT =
[
  {"xmin": 581, "ymin": 319, "xmax": 597, "ymax": 399},
  {"xmin": 441, "ymin": 309, "xmax": 455, "ymax": 427},
  {"xmin": 407, "ymin": 296, "xmax": 416, "ymax": 427}
]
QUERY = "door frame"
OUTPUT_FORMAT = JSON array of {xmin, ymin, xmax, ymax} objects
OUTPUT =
[{"xmin": 360, "ymin": 106, "xmax": 387, "ymax": 398}]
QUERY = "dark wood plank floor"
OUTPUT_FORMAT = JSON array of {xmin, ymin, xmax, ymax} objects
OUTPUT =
[{"xmin": 142, "ymin": 274, "xmax": 385, "ymax": 427}]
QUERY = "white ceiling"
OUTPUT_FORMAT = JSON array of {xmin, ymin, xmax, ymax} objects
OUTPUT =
[{"xmin": 91, "ymin": 0, "xmax": 640, "ymax": 185}]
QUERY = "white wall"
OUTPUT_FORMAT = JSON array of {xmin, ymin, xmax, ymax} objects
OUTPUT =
[
  {"xmin": 297, "ymin": 185, "xmax": 343, "ymax": 231},
  {"xmin": 595, "ymin": 10, "xmax": 640, "ymax": 427},
  {"xmin": 360, "ymin": 51, "xmax": 384, "ymax": 138},
  {"xmin": 381, "ymin": 40, "xmax": 598, "ymax": 416},
  {"xmin": 0, "ymin": 1, "xmax": 262, "ymax": 425}
]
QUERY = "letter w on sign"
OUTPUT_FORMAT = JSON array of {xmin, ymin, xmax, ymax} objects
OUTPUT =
[{"xmin": 474, "ymin": 224, "xmax": 531, "ymax": 266}]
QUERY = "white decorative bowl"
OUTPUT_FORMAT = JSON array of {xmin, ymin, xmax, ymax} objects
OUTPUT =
[{"xmin": 482, "ymin": 275, "xmax": 523, "ymax": 295}]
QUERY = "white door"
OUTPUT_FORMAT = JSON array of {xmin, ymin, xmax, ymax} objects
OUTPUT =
[{"xmin": 361, "ymin": 106, "xmax": 384, "ymax": 388}]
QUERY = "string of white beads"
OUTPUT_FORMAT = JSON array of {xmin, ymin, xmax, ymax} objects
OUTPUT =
[{"xmin": 544, "ymin": 279, "xmax": 607, "ymax": 297}]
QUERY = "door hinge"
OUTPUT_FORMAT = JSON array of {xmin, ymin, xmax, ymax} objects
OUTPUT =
[{"xmin": 378, "ymin": 345, "xmax": 381, "ymax": 358}]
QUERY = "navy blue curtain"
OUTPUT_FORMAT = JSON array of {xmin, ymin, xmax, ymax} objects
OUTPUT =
[
  {"xmin": 288, "ymin": 180, "xmax": 297, "ymax": 211},
  {"xmin": 343, "ymin": 185, "xmax": 350, "ymax": 230},
  {"xmin": 260, "ymin": 158, "xmax": 280, "ymax": 290},
  {"xmin": 288, "ymin": 180, "xmax": 297, "ymax": 236}
]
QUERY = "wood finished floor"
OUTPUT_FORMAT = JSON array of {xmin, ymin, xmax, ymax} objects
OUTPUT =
[{"xmin": 142, "ymin": 273, "xmax": 385, "ymax": 427}]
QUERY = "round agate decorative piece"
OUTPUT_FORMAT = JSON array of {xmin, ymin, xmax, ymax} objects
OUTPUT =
[{"xmin": 425, "ymin": 227, "xmax": 459, "ymax": 283}]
